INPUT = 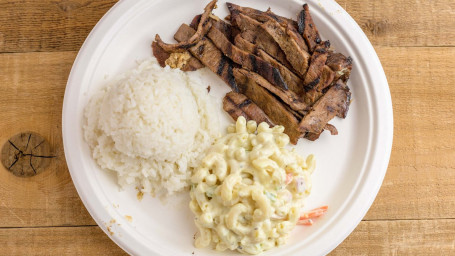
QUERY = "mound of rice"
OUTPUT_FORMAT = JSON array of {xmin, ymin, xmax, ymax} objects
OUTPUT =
[{"xmin": 83, "ymin": 58, "xmax": 220, "ymax": 196}]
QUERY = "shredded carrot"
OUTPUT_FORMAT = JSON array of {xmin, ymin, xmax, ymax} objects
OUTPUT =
[
  {"xmin": 297, "ymin": 219, "xmax": 314, "ymax": 226},
  {"xmin": 297, "ymin": 206, "xmax": 328, "ymax": 225},
  {"xmin": 285, "ymin": 173, "xmax": 293, "ymax": 185}
]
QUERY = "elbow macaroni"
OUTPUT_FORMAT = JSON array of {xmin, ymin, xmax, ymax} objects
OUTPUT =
[{"xmin": 190, "ymin": 117, "xmax": 315, "ymax": 254}]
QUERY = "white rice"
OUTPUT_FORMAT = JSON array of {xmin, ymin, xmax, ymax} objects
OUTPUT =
[{"xmin": 83, "ymin": 58, "xmax": 220, "ymax": 197}]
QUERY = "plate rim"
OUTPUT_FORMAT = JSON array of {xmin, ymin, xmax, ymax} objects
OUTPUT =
[{"xmin": 62, "ymin": 0, "xmax": 393, "ymax": 255}]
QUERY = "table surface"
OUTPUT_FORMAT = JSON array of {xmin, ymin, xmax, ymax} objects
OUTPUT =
[{"xmin": 1, "ymin": 0, "xmax": 454, "ymax": 255}]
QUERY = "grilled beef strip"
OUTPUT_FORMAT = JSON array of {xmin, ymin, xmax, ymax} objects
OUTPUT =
[
  {"xmin": 151, "ymin": 41, "xmax": 170, "ymax": 67},
  {"xmin": 283, "ymin": 102, "xmax": 304, "ymax": 120},
  {"xmin": 304, "ymin": 123, "xmax": 338, "ymax": 141},
  {"xmin": 326, "ymin": 52, "xmax": 353, "ymax": 82},
  {"xmin": 227, "ymin": 2, "xmax": 296, "ymax": 27},
  {"xmin": 234, "ymin": 33, "xmax": 257, "ymax": 53},
  {"xmin": 303, "ymin": 41, "xmax": 330, "ymax": 90},
  {"xmin": 304, "ymin": 65, "xmax": 337, "ymax": 105},
  {"xmin": 155, "ymin": 0, "xmax": 217, "ymax": 52},
  {"xmin": 261, "ymin": 19, "xmax": 311, "ymax": 77},
  {"xmin": 226, "ymin": 2, "xmax": 308, "ymax": 53},
  {"xmin": 297, "ymin": 4, "xmax": 322, "ymax": 52},
  {"xmin": 256, "ymin": 49, "xmax": 305, "ymax": 96},
  {"xmin": 212, "ymin": 18, "xmax": 241, "ymax": 43},
  {"xmin": 234, "ymin": 68, "xmax": 302, "ymax": 144},
  {"xmin": 230, "ymin": 12, "xmax": 294, "ymax": 71},
  {"xmin": 237, "ymin": 68, "xmax": 307, "ymax": 111},
  {"xmin": 223, "ymin": 92, "xmax": 274, "ymax": 126},
  {"xmin": 191, "ymin": 14, "xmax": 241, "ymax": 44},
  {"xmin": 304, "ymin": 131, "xmax": 322, "ymax": 141},
  {"xmin": 324, "ymin": 123, "xmax": 338, "ymax": 135},
  {"xmin": 207, "ymin": 23, "xmax": 289, "ymax": 90},
  {"xmin": 234, "ymin": 34, "xmax": 304, "ymax": 95},
  {"xmin": 299, "ymin": 79, "xmax": 351, "ymax": 134},
  {"xmin": 173, "ymin": 24, "xmax": 238, "ymax": 91}
]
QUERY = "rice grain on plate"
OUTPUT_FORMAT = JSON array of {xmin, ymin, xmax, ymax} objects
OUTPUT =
[{"xmin": 83, "ymin": 58, "xmax": 220, "ymax": 196}]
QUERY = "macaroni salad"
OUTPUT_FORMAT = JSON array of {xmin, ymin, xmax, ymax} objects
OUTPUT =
[{"xmin": 189, "ymin": 116, "xmax": 315, "ymax": 254}]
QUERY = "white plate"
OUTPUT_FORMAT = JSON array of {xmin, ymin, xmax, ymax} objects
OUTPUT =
[{"xmin": 62, "ymin": 0, "xmax": 393, "ymax": 255}]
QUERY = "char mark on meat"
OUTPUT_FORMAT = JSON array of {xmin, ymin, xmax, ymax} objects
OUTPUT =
[
  {"xmin": 223, "ymin": 92, "xmax": 274, "ymax": 126},
  {"xmin": 234, "ymin": 68, "xmax": 302, "ymax": 144},
  {"xmin": 256, "ymin": 49, "xmax": 304, "ymax": 96},
  {"xmin": 226, "ymin": 2, "xmax": 308, "ymax": 53},
  {"xmin": 236, "ymin": 69, "xmax": 307, "ymax": 111},
  {"xmin": 229, "ymin": 12, "xmax": 295, "ymax": 71},
  {"xmin": 299, "ymin": 79, "xmax": 351, "ymax": 134},
  {"xmin": 155, "ymin": 0, "xmax": 217, "ymax": 52},
  {"xmin": 303, "ymin": 41, "xmax": 330, "ymax": 90},
  {"xmin": 297, "ymin": 4, "xmax": 322, "ymax": 52},
  {"xmin": 207, "ymin": 23, "xmax": 289, "ymax": 90},
  {"xmin": 260, "ymin": 19, "xmax": 311, "ymax": 77},
  {"xmin": 227, "ymin": 2, "xmax": 295, "ymax": 25},
  {"xmin": 326, "ymin": 52, "xmax": 353, "ymax": 82},
  {"xmin": 174, "ymin": 24, "xmax": 238, "ymax": 91},
  {"xmin": 304, "ymin": 65, "xmax": 337, "ymax": 105}
]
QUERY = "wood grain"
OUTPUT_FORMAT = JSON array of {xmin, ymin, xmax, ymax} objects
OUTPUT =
[
  {"xmin": 0, "ymin": 226, "xmax": 126, "ymax": 255},
  {"xmin": 0, "ymin": 0, "xmax": 117, "ymax": 53},
  {"xmin": 331, "ymin": 219, "xmax": 455, "ymax": 255},
  {"xmin": 0, "ymin": 220, "xmax": 453, "ymax": 255},
  {"xmin": 363, "ymin": 46, "xmax": 455, "ymax": 221},
  {"xmin": 0, "ymin": 51, "xmax": 95, "ymax": 227},
  {"xmin": 0, "ymin": 0, "xmax": 454, "ymax": 53},
  {"xmin": 335, "ymin": 0, "xmax": 455, "ymax": 47}
]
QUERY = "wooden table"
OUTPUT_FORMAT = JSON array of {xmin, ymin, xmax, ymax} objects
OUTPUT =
[{"xmin": 1, "ymin": 0, "xmax": 454, "ymax": 255}]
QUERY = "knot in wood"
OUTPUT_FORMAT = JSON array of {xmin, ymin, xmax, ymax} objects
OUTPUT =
[{"xmin": 1, "ymin": 132, "xmax": 54, "ymax": 177}]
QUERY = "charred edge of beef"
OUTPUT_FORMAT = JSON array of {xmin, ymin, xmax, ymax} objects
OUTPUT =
[
  {"xmin": 207, "ymin": 24, "xmax": 289, "ymax": 90},
  {"xmin": 174, "ymin": 23, "xmax": 239, "ymax": 91},
  {"xmin": 303, "ymin": 41, "xmax": 330, "ymax": 89},
  {"xmin": 155, "ymin": 0, "xmax": 217, "ymax": 52},
  {"xmin": 297, "ymin": 4, "xmax": 322, "ymax": 52},
  {"xmin": 261, "ymin": 19, "xmax": 310, "ymax": 77},
  {"xmin": 233, "ymin": 68, "xmax": 302, "ymax": 144},
  {"xmin": 223, "ymin": 91, "xmax": 274, "ymax": 126},
  {"xmin": 338, "ymin": 85, "xmax": 351, "ymax": 119}
]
